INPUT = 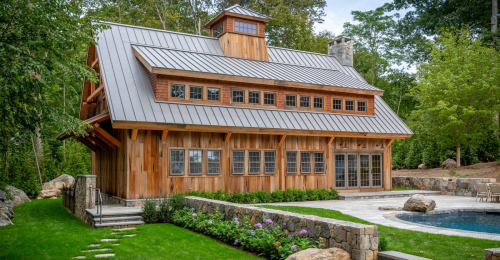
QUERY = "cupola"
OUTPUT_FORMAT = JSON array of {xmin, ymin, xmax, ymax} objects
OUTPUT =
[{"xmin": 204, "ymin": 4, "xmax": 270, "ymax": 61}]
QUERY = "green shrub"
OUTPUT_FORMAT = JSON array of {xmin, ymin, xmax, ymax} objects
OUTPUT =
[
  {"xmin": 141, "ymin": 197, "xmax": 158, "ymax": 224},
  {"xmin": 271, "ymin": 190, "xmax": 284, "ymax": 202},
  {"xmin": 306, "ymin": 189, "xmax": 319, "ymax": 201},
  {"xmin": 379, "ymin": 236, "xmax": 389, "ymax": 251},
  {"xmin": 172, "ymin": 207, "xmax": 316, "ymax": 259}
]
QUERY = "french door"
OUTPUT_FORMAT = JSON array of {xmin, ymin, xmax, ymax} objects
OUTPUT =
[{"xmin": 334, "ymin": 153, "xmax": 383, "ymax": 189}]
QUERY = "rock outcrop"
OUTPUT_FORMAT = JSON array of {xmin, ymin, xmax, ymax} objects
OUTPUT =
[
  {"xmin": 38, "ymin": 174, "xmax": 75, "ymax": 199},
  {"xmin": 6, "ymin": 186, "xmax": 30, "ymax": 208},
  {"xmin": 442, "ymin": 159, "xmax": 457, "ymax": 169},
  {"xmin": 418, "ymin": 164, "xmax": 427, "ymax": 169},
  {"xmin": 0, "ymin": 190, "xmax": 14, "ymax": 226},
  {"xmin": 403, "ymin": 194, "xmax": 436, "ymax": 212},
  {"xmin": 286, "ymin": 248, "xmax": 350, "ymax": 260}
]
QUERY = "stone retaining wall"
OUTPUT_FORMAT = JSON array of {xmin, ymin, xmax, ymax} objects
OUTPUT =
[
  {"xmin": 485, "ymin": 248, "xmax": 500, "ymax": 260},
  {"xmin": 62, "ymin": 175, "xmax": 95, "ymax": 226},
  {"xmin": 392, "ymin": 176, "xmax": 497, "ymax": 197},
  {"xmin": 185, "ymin": 197, "xmax": 379, "ymax": 260}
]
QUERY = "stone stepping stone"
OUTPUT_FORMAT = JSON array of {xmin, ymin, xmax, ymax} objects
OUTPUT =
[
  {"xmin": 73, "ymin": 256, "xmax": 86, "ymax": 259},
  {"xmin": 111, "ymin": 244, "xmax": 120, "ymax": 246},
  {"xmin": 123, "ymin": 234, "xmax": 136, "ymax": 237},
  {"xmin": 81, "ymin": 248, "xmax": 111, "ymax": 253},
  {"xmin": 112, "ymin": 227, "xmax": 136, "ymax": 231},
  {"xmin": 101, "ymin": 239, "xmax": 118, "ymax": 242},
  {"xmin": 95, "ymin": 253, "xmax": 115, "ymax": 258},
  {"xmin": 88, "ymin": 244, "xmax": 100, "ymax": 247}
]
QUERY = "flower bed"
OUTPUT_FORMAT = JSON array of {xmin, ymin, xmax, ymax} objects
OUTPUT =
[
  {"xmin": 172, "ymin": 207, "xmax": 318, "ymax": 259},
  {"xmin": 185, "ymin": 188, "xmax": 338, "ymax": 204}
]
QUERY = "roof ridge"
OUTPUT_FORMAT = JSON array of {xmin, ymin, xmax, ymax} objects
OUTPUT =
[
  {"xmin": 131, "ymin": 43, "xmax": 347, "ymax": 73},
  {"xmin": 224, "ymin": 4, "xmax": 271, "ymax": 19},
  {"xmin": 96, "ymin": 21, "xmax": 219, "ymax": 41}
]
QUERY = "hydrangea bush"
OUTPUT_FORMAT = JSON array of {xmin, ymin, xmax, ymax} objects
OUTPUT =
[{"xmin": 172, "ymin": 207, "xmax": 317, "ymax": 259}]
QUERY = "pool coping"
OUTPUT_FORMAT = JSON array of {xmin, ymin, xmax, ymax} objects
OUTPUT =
[{"xmin": 385, "ymin": 208, "xmax": 500, "ymax": 240}]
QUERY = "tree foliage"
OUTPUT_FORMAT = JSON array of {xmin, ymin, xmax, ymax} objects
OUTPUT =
[{"xmin": 410, "ymin": 28, "xmax": 500, "ymax": 166}]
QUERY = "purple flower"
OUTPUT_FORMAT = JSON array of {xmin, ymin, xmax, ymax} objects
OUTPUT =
[
  {"xmin": 234, "ymin": 239, "xmax": 238, "ymax": 245},
  {"xmin": 191, "ymin": 208, "xmax": 195, "ymax": 211},
  {"xmin": 299, "ymin": 229, "xmax": 308, "ymax": 235},
  {"xmin": 266, "ymin": 219, "xmax": 273, "ymax": 224},
  {"xmin": 251, "ymin": 231, "xmax": 255, "ymax": 236},
  {"xmin": 291, "ymin": 245, "xmax": 298, "ymax": 251},
  {"xmin": 254, "ymin": 223, "xmax": 263, "ymax": 229},
  {"xmin": 234, "ymin": 220, "xmax": 240, "ymax": 225},
  {"xmin": 192, "ymin": 213, "xmax": 197, "ymax": 218}
]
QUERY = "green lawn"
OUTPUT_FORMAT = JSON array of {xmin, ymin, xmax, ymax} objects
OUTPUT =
[
  {"xmin": 0, "ymin": 198, "xmax": 260, "ymax": 260},
  {"xmin": 391, "ymin": 187, "xmax": 417, "ymax": 191},
  {"xmin": 259, "ymin": 205, "xmax": 499, "ymax": 260}
]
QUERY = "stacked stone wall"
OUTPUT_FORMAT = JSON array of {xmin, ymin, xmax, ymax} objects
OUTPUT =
[
  {"xmin": 185, "ymin": 196, "xmax": 379, "ymax": 260},
  {"xmin": 392, "ymin": 176, "xmax": 496, "ymax": 196}
]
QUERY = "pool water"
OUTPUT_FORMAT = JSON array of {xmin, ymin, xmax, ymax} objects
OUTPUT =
[{"xmin": 397, "ymin": 212, "xmax": 500, "ymax": 234}]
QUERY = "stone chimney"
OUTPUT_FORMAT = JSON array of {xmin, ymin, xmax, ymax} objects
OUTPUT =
[{"xmin": 328, "ymin": 37, "xmax": 354, "ymax": 66}]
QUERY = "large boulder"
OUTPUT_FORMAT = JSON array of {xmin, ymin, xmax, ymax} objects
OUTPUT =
[
  {"xmin": 0, "ymin": 190, "xmax": 14, "ymax": 226},
  {"xmin": 418, "ymin": 164, "xmax": 427, "ymax": 169},
  {"xmin": 403, "ymin": 194, "xmax": 436, "ymax": 212},
  {"xmin": 6, "ymin": 186, "xmax": 30, "ymax": 208},
  {"xmin": 442, "ymin": 159, "xmax": 457, "ymax": 169},
  {"xmin": 38, "ymin": 174, "xmax": 75, "ymax": 199},
  {"xmin": 286, "ymin": 248, "xmax": 350, "ymax": 260}
]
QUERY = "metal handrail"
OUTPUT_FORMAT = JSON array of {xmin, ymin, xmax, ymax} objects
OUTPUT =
[{"xmin": 89, "ymin": 187, "xmax": 103, "ymax": 224}]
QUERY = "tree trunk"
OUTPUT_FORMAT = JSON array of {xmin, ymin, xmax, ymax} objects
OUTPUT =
[
  {"xmin": 371, "ymin": 52, "xmax": 376, "ymax": 85},
  {"xmin": 493, "ymin": 0, "xmax": 498, "ymax": 33},
  {"xmin": 31, "ymin": 134, "xmax": 42, "ymax": 186},
  {"xmin": 456, "ymin": 144, "xmax": 461, "ymax": 168},
  {"xmin": 63, "ymin": 83, "xmax": 66, "ymax": 162}
]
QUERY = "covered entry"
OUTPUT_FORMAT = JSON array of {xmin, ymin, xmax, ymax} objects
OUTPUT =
[{"xmin": 334, "ymin": 152, "xmax": 383, "ymax": 189}]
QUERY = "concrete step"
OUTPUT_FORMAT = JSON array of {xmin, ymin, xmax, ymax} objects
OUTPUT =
[
  {"xmin": 95, "ymin": 221, "xmax": 145, "ymax": 228},
  {"xmin": 94, "ymin": 216, "xmax": 142, "ymax": 223},
  {"xmin": 338, "ymin": 190, "xmax": 441, "ymax": 200},
  {"xmin": 378, "ymin": 251, "xmax": 432, "ymax": 260}
]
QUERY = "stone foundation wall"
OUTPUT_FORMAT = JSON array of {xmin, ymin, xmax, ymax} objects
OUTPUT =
[
  {"xmin": 62, "ymin": 175, "xmax": 96, "ymax": 226},
  {"xmin": 185, "ymin": 197, "xmax": 379, "ymax": 260},
  {"xmin": 392, "ymin": 176, "xmax": 497, "ymax": 197}
]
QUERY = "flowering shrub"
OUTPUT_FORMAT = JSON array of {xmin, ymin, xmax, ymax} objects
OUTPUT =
[
  {"xmin": 186, "ymin": 188, "xmax": 338, "ymax": 204},
  {"xmin": 172, "ymin": 208, "xmax": 317, "ymax": 259}
]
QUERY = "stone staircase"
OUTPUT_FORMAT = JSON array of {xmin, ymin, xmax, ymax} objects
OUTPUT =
[{"xmin": 88, "ymin": 210, "xmax": 144, "ymax": 228}]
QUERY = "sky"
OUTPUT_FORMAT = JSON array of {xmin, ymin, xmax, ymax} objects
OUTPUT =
[{"xmin": 314, "ymin": 0, "xmax": 400, "ymax": 35}]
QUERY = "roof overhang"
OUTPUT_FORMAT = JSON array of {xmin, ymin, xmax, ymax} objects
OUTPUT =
[
  {"xmin": 111, "ymin": 120, "xmax": 412, "ymax": 139},
  {"xmin": 204, "ymin": 12, "xmax": 271, "ymax": 28},
  {"xmin": 132, "ymin": 48, "xmax": 384, "ymax": 96}
]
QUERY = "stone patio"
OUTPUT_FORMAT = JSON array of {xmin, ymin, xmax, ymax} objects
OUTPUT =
[{"xmin": 264, "ymin": 193, "xmax": 500, "ymax": 240}]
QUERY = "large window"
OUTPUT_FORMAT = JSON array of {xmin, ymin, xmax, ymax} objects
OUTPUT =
[
  {"xmin": 345, "ymin": 100, "xmax": 355, "ymax": 111},
  {"xmin": 189, "ymin": 150, "xmax": 203, "ymax": 175},
  {"xmin": 300, "ymin": 96, "xmax": 310, "ymax": 108},
  {"xmin": 248, "ymin": 91, "xmax": 260, "ymax": 104},
  {"xmin": 286, "ymin": 151, "xmax": 298, "ymax": 174},
  {"xmin": 314, "ymin": 152, "xmax": 325, "ymax": 173},
  {"xmin": 207, "ymin": 87, "xmax": 220, "ymax": 101},
  {"xmin": 313, "ymin": 97, "xmax": 323, "ymax": 109},
  {"xmin": 232, "ymin": 89, "xmax": 245, "ymax": 103},
  {"xmin": 285, "ymin": 95, "xmax": 296, "ymax": 107},
  {"xmin": 189, "ymin": 86, "xmax": 203, "ymax": 100},
  {"xmin": 332, "ymin": 98, "xmax": 342, "ymax": 110},
  {"xmin": 170, "ymin": 150, "xmax": 185, "ymax": 175},
  {"xmin": 170, "ymin": 84, "xmax": 185, "ymax": 99},
  {"xmin": 235, "ymin": 21, "xmax": 257, "ymax": 34},
  {"xmin": 232, "ymin": 151, "xmax": 245, "ymax": 174},
  {"xmin": 300, "ymin": 152, "xmax": 311, "ymax": 173},
  {"xmin": 357, "ymin": 101, "xmax": 367, "ymax": 112},
  {"xmin": 213, "ymin": 22, "xmax": 224, "ymax": 37},
  {"xmin": 264, "ymin": 151, "xmax": 276, "ymax": 174},
  {"xmin": 334, "ymin": 153, "xmax": 383, "ymax": 189},
  {"xmin": 249, "ymin": 151, "xmax": 261, "ymax": 174},
  {"xmin": 207, "ymin": 150, "xmax": 221, "ymax": 175},
  {"xmin": 264, "ymin": 93, "xmax": 276, "ymax": 106}
]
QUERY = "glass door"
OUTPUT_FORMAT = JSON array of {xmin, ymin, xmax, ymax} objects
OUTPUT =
[
  {"xmin": 347, "ymin": 154, "xmax": 358, "ymax": 188},
  {"xmin": 359, "ymin": 154, "xmax": 370, "ymax": 188},
  {"xmin": 335, "ymin": 154, "xmax": 346, "ymax": 189},
  {"xmin": 371, "ymin": 154, "xmax": 383, "ymax": 188}
]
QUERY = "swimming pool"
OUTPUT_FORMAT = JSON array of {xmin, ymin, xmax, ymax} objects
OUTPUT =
[{"xmin": 397, "ymin": 211, "xmax": 500, "ymax": 234}]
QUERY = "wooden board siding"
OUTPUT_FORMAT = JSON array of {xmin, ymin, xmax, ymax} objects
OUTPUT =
[
  {"xmin": 153, "ymin": 75, "xmax": 375, "ymax": 116},
  {"xmin": 92, "ymin": 129, "xmax": 394, "ymax": 199},
  {"xmin": 92, "ymin": 126, "xmax": 129, "ymax": 199},
  {"xmin": 218, "ymin": 32, "xmax": 269, "ymax": 61}
]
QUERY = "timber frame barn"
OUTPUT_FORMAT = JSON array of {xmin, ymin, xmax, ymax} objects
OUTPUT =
[{"xmin": 58, "ymin": 5, "xmax": 412, "ymax": 205}]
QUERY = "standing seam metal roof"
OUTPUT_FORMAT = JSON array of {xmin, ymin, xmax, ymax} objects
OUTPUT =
[
  {"xmin": 94, "ymin": 22, "xmax": 412, "ymax": 135},
  {"xmin": 205, "ymin": 4, "xmax": 270, "ymax": 26}
]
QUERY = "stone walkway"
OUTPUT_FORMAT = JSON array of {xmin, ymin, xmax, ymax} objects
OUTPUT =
[
  {"xmin": 264, "ymin": 195, "xmax": 500, "ymax": 240},
  {"xmin": 73, "ymin": 227, "xmax": 138, "ymax": 259}
]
